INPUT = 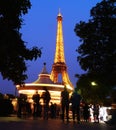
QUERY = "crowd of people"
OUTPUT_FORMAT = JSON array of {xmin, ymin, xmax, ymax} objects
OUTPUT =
[
  {"xmin": 60, "ymin": 86, "xmax": 102, "ymax": 123},
  {"xmin": 17, "ymin": 87, "xmax": 52, "ymax": 119},
  {"xmin": 17, "ymin": 86, "xmax": 107, "ymax": 123}
]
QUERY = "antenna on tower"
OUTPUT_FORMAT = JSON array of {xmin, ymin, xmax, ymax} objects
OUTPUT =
[
  {"xmin": 58, "ymin": 8, "xmax": 62, "ymax": 16},
  {"xmin": 59, "ymin": 8, "xmax": 61, "ymax": 13}
]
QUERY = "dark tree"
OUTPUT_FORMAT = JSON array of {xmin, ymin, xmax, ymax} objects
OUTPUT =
[
  {"xmin": 0, "ymin": 0, "xmax": 41, "ymax": 84},
  {"xmin": 75, "ymin": 73, "xmax": 111, "ymax": 104},
  {"xmin": 74, "ymin": 0, "xmax": 116, "ymax": 103}
]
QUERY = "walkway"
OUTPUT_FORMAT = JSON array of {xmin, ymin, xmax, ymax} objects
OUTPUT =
[{"xmin": 0, "ymin": 116, "xmax": 115, "ymax": 130}]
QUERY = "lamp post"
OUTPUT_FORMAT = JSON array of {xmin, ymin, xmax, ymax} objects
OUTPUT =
[{"xmin": 91, "ymin": 81, "xmax": 97, "ymax": 86}]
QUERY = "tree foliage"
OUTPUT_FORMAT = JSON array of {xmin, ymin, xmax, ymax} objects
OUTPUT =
[
  {"xmin": 0, "ymin": 0, "xmax": 41, "ymax": 84},
  {"xmin": 76, "ymin": 74, "xmax": 111, "ymax": 104},
  {"xmin": 74, "ymin": 0, "xmax": 116, "ymax": 104}
]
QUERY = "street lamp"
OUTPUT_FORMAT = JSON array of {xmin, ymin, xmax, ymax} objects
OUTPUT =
[{"xmin": 91, "ymin": 81, "xmax": 97, "ymax": 86}]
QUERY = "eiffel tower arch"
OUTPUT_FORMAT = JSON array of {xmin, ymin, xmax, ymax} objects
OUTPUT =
[{"xmin": 50, "ymin": 11, "xmax": 74, "ymax": 91}]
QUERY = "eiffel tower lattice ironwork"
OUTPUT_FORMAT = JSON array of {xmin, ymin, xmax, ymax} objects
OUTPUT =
[{"xmin": 50, "ymin": 11, "xmax": 74, "ymax": 91}]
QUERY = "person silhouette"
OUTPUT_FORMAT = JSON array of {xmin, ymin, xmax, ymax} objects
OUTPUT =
[
  {"xmin": 83, "ymin": 102, "xmax": 90, "ymax": 122},
  {"xmin": 42, "ymin": 87, "xmax": 51, "ymax": 120},
  {"xmin": 17, "ymin": 94, "xmax": 27, "ymax": 117},
  {"xmin": 61, "ymin": 86, "xmax": 69, "ymax": 122},
  {"xmin": 70, "ymin": 88, "xmax": 82, "ymax": 123},
  {"xmin": 93, "ymin": 104, "xmax": 99, "ymax": 123},
  {"xmin": 32, "ymin": 91, "xmax": 40, "ymax": 117}
]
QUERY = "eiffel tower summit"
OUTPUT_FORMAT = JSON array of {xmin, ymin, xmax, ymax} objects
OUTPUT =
[{"xmin": 50, "ymin": 11, "xmax": 74, "ymax": 91}]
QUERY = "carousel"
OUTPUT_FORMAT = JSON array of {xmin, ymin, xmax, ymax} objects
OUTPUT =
[{"xmin": 16, "ymin": 63, "xmax": 73, "ymax": 105}]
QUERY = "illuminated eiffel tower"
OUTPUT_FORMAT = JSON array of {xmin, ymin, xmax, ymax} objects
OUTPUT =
[{"xmin": 50, "ymin": 11, "xmax": 74, "ymax": 91}]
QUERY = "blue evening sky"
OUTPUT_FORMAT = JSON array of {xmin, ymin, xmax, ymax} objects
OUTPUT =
[{"xmin": 0, "ymin": 0, "xmax": 102, "ymax": 95}]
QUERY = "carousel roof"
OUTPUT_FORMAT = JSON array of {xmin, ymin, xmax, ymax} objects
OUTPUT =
[{"xmin": 32, "ymin": 63, "xmax": 54, "ymax": 84}]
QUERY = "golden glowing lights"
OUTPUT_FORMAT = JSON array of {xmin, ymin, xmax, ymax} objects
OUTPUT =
[
  {"xmin": 55, "ymin": 18, "xmax": 65, "ymax": 63},
  {"xmin": 51, "ymin": 11, "xmax": 74, "ymax": 90},
  {"xmin": 18, "ymin": 89, "xmax": 62, "ymax": 104}
]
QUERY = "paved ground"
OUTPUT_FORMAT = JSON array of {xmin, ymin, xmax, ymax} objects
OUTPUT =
[{"xmin": 0, "ymin": 116, "xmax": 115, "ymax": 130}]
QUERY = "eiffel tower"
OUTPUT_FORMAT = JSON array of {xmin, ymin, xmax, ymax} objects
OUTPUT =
[{"xmin": 50, "ymin": 11, "xmax": 74, "ymax": 91}]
